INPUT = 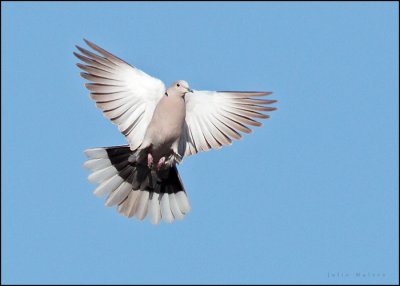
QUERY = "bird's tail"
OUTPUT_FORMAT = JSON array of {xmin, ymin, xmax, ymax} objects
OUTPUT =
[{"xmin": 83, "ymin": 145, "xmax": 191, "ymax": 224}]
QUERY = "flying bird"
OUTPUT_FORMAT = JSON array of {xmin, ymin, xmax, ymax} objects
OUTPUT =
[{"xmin": 75, "ymin": 39, "xmax": 277, "ymax": 224}]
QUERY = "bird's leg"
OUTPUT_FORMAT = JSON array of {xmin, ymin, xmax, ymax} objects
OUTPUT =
[
  {"xmin": 147, "ymin": 153, "xmax": 154, "ymax": 168},
  {"xmin": 157, "ymin": 157, "xmax": 166, "ymax": 170}
]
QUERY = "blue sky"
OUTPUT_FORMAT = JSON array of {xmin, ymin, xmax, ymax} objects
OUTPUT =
[{"xmin": 2, "ymin": 2, "xmax": 398, "ymax": 284}]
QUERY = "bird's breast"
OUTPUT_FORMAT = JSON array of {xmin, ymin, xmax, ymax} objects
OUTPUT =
[{"xmin": 146, "ymin": 96, "xmax": 186, "ymax": 150}]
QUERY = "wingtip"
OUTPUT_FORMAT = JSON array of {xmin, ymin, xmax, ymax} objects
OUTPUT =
[
  {"xmin": 218, "ymin": 91, "xmax": 272, "ymax": 96},
  {"xmin": 75, "ymin": 45, "xmax": 87, "ymax": 54},
  {"xmin": 80, "ymin": 72, "xmax": 91, "ymax": 80},
  {"xmin": 76, "ymin": 62, "xmax": 85, "ymax": 69},
  {"xmin": 248, "ymin": 91, "xmax": 273, "ymax": 96},
  {"xmin": 250, "ymin": 91, "xmax": 273, "ymax": 96},
  {"xmin": 84, "ymin": 38, "xmax": 98, "ymax": 50},
  {"xmin": 73, "ymin": 51, "xmax": 81, "ymax": 59}
]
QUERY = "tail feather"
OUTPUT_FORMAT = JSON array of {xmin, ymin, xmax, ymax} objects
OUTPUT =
[
  {"xmin": 135, "ymin": 191, "xmax": 150, "ymax": 220},
  {"xmin": 83, "ymin": 158, "xmax": 111, "ymax": 170},
  {"xmin": 175, "ymin": 191, "xmax": 192, "ymax": 213},
  {"xmin": 160, "ymin": 193, "xmax": 174, "ymax": 223},
  {"xmin": 122, "ymin": 189, "xmax": 141, "ymax": 217},
  {"xmin": 84, "ymin": 148, "xmax": 108, "ymax": 158},
  {"xmin": 169, "ymin": 193, "xmax": 185, "ymax": 220},
  {"xmin": 93, "ymin": 174, "xmax": 124, "ymax": 197},
  {"xmin": 148, "ymin": 192, "xmax": 161, "ymax": 224},
  {"xmin": 88, "ymin": 165, "xmax": 116, "ymax": 183},
  {"xmin": 105, "ymin": 181, "xmax": 131, "ymax": 207},
  {"xmin": 83, "ymin": 145, "xmax": 191, "ymax": 224}
]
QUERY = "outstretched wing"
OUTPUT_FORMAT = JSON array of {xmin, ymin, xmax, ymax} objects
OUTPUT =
[
  {"xmin": 74, "ymin": 39, "xmax": 165, "ymax": 150},
  {"xmin": 178, "ymin": 90, "xmax": 277, "ymax": 157}
]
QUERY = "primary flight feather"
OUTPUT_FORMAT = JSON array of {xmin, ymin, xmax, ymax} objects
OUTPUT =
[{"xmin": 75, "ymin": 39, "xmax": 277, "ymax": 224}]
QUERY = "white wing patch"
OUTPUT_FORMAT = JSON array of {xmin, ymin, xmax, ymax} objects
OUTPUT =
[
  {"xmin": 74, "ymin": 39, "xmax": 165, "ymax": 151},
  {"xmin": 179, "ymin": 90, "xmax": 277, "ymax": 157}
]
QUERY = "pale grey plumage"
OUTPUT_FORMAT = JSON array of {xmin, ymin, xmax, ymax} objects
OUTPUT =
[
  {"xmin": 75, "ymin": 39, "xmax": 277, "ymax": 224},
  {"xmin": 139, "ymin": 81, "xmax": 188, "ymax": 165}
]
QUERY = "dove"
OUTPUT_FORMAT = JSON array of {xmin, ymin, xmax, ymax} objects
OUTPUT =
[{"xmin": 75, "ymin": 39, "xmax": 277, "ymax": 224}]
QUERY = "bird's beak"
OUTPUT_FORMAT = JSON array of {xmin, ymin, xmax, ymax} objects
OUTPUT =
[{"xmin": 186, "ymin": 88, "xmax": 193, "ymax": 93}]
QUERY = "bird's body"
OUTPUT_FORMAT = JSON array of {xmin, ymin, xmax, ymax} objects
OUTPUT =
[
  {"xmin": 141, "ymin": 88, "xmax": 186, "ymax": 165},
  {"xmin": 75, "ymin": 40, "xmax": 277, "ymax": 224}
]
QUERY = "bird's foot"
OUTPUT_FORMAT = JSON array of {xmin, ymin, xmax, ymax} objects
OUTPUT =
[
  {"xmin": 147, "ymin": 153, "xmax": 154, "ymax": 168},
  {"xmin": 157, "ymin": 157, "xmax": 166, "ymax": 170}
]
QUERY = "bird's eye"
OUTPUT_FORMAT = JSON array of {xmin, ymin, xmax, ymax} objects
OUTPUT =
[{"xmin": 177, "ymin": 84, "xmax": 180, "ymax": 87}]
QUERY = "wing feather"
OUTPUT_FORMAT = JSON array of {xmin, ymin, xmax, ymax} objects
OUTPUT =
[
  {"xmin": 80, "ymin": 72, "xmax": 122, "ymax": 85},
  {"xmin": 179, "ymin": 90, "xmax": 276, "ymax": 157},
  {"xmin": 76, "ymin": 46, "xmax": 117, "ymax": 70},
  {"xmin": 75, "ymin": 39, "xmax": 165, "ymax": 150}
]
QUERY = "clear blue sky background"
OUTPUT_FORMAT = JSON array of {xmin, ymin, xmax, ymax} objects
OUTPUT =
[{"xmin": 2, "ymin": 2, "xmax": 399, "ymax": 284}]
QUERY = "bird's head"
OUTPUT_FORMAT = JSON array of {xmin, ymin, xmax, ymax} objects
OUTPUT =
[{"xmin": 167, "ymin": 80, "xmax": 193, "ymax": 98}]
